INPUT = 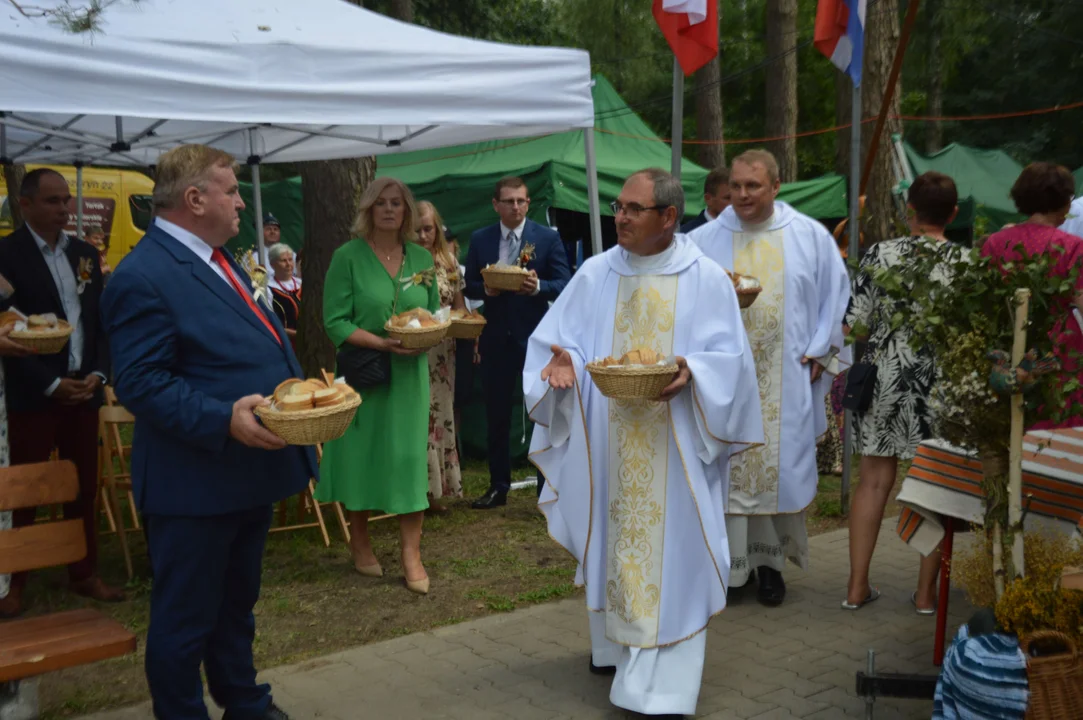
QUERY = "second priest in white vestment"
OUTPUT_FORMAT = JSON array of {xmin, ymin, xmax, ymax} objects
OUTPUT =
[
  {"xmin": 525, "ymin": 169, "xmax": 764, "ymax": 717},
  {"xmin": 688, "ymin": 150, "xmax": 850, "ymax": 606}
]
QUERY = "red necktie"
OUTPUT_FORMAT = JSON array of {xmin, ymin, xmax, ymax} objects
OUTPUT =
[{"xmin": 211, "ymin": 249, "xmax": 282, "ymax": 345}]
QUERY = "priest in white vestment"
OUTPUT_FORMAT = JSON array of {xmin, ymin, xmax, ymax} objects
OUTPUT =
[
  {"xmin": 1060, "ymin": 196, "xmax": 1083, "ymax": 238},
  {"xmin": 688, "ymin": 150, "xmax": 850, "ymax": 607},
  {"xmin": 525, "ymin": 169, "xmax": 764, "ymax": 717}
]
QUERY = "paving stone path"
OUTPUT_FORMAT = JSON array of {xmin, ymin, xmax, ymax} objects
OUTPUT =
[{"xmin": 82, "ymin": 519, "xmax": 970, "ymax": 719}]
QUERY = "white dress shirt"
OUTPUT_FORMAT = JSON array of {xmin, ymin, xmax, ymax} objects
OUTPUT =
[
  {"xmin": 27, "ymin": 225, "xmax": 106, "ymax": 396},
  {"xmin": 154, "ymin": 217, "xmax": 231, "ymax": 286}
]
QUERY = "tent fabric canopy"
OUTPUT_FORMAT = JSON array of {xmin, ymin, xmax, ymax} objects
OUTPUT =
[
  {"xmin": 904, "ymin": 142, "xmax": 1024, "ymax": 232},
  {"xmin": 0, "ymin": 0, "xmax": 594, "ymax": 166}
]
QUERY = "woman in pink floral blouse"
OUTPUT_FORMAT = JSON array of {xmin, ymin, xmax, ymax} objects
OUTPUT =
[
  {"xmin": 981, "ymin": 162, "xmax": 1083, "ymax": 430},
  {"xmin": 416, "ymin": 202, "xmax": 466, "ymax": 510}
]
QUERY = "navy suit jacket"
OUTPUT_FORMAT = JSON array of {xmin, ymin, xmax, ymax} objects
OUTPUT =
[
  {"xmin": 100, "ymin": 222, "xmax": 316, "ymax": 517},
  {"xmin": 680, "ymin": 210, "xmax": 710, "ymax": 234},
  {"xmin": 0, "ymin": 226, "xmax": 110, "ymax": 413},
  {"xmin": 463, "ymin": 219, "xmax": 571, "ymax": 349}
]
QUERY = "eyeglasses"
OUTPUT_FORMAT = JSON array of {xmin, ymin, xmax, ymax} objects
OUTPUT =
[
  {"xmin": 610, "ymin": 201, "xmax": 670, "ymax": 219},
  {"xmin": 498, "ymin": 198, "xmax": 530, "ymax": 207}
]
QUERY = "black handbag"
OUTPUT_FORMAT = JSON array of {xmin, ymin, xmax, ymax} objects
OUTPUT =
[
  {"xmin": 841, "ymin": 361, "xmax": 877, "ymax": 413},
  {"xmin": 333, "ymin": 252, "xmax": 406, "ymax": 390},
  {"xmin": 336, "ymin": 345, "xmax": 390, "ymax": 389}
]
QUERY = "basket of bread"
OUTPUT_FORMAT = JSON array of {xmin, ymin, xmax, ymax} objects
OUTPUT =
[
  {"xmin": 255, "ymin": 371, "xmax": 362, "ymax": 445},
  {"xmin": 586, "ymin": 347, "xmax": 679, "ymax": 400},
  {"xmin": 725, "ymin": 270, "xmax": 763, "ymax": 309},
  {"xmin": 481, "ymin": 263, "xmax": 530, "ymax": 292},
  {"xmin": 1, "ymin": 310, "xmax": 73, "ymax": 355},
  {"xmin": 384, "ymin": 307, "xmax": 451, "ymax": 350},
  {"xmin": 447, "ymin": 308, "xmax": 487, "ymax": 340}
]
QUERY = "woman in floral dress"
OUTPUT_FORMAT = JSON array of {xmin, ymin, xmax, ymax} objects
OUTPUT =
[{"xmin": 416, "ymin": 202, "xmax": 465, "ymax": 510}]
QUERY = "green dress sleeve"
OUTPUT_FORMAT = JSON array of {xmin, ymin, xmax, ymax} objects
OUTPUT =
[{"xmin": 323, "ymin": 244, "xmax": 358, "ymax": 348}]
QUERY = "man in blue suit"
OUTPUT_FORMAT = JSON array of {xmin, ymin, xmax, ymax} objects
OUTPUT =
[
  {"xmin": 464, "ymin": 177, "xmax": 571, "ymax": 509},
  {"xmin": 101, "ymin": 145, "xmax": 315, "ymax": 720}
]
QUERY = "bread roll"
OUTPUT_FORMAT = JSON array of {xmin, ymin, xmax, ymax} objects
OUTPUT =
[
  {"xmin": 278, "ymin": 394, "xmax": 313, "ymax": 411},
  {"xmin": 291, "ymin": 380, "xmax": 325, "ymax": 395},
  {"xmin": 28, "ymin": 313, "xmax": 58, "ymax": 329},
  {"xmin": 313, "ymin": 387, "xmax": 343, "ymax": 408},
  {"xmin": 273, "ymin": 379, "xmax": 302, "ymax": 402}
]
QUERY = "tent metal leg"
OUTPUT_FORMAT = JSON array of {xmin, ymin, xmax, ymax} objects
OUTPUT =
[
  {"xmin": 671, "ymin": 58, "xmax": 684, "ymax": 180},
  {"xmin": 248, "ymin": 129, "xmax": 267, "ymax": 268},
  {"xmin": 75, "ymin": 163, "xmax": 84, "ymax": 239},
  {"xmin": 582, "ymin": 128, "xmax": 603, "ymax": 260}
]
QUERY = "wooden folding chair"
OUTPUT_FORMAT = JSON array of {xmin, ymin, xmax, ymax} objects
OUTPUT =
[
  {"xmin": 99, "ymin": 404, "xmax": 137, "ymax": 579},
  {"xmin": 267, "ymin": 443, "xmax": 352, "ymax": 546},
  {"xmin": 0, "ymin": 461, "xmax": 136, "ymax": 683}
]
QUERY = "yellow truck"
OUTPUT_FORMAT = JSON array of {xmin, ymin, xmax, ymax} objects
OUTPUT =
[{"xmin": 0, "ymin": 165, "xmax": 154, "ymax": 272}]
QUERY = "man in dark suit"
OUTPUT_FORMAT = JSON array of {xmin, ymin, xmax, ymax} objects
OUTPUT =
[
  {"xmin": 101, "ymin": 145, "xmax": 315, "ymax": 720},
  {"xmin": 0, "ymin": 168, "xmax": 124, "ymax": 618},
  {"xmin": 464, "ymin": 176, "xmax": 571, "ymax": 509},
  {"xmin": 680, "ymin": 166, "xmax": 731, "ymax": 234}
]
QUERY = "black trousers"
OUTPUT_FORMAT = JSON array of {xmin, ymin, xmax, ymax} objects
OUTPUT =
[{"xmin": 480, "ymin": 335, "xmax": 527, "ymax": 493}]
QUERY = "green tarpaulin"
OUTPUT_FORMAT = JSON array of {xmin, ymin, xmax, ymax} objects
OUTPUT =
[
  {"xmin": 232, "ymin": 75, "xmax": 848, "ymax": 254},
  {"xmin": 904, "ymin": 142, "xmax": 1024, "ymax": 233}
]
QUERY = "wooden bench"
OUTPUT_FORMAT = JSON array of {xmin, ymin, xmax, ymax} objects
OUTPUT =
[{"xmin": 0, "ymin": 461, "xmax": 136, "ymax": 684}]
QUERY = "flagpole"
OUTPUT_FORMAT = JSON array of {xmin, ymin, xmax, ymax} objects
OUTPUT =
[
  {"xmin": 841, "ymin": 80, "xmax": 862, "ymax": 514},
  {"xmin": 671, "ymin": 58, "xmax": 684, "ymax": 179}
]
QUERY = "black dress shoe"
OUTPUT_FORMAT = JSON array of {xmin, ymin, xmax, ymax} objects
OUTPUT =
[
  {"xmin": 756, "ymin": 567, "xmax": 786, "ymax": 607},
  {"xmin": 589, "ymin": 659, "xmax": 616, "ymax": 676},
  {"xmin": 471, "ymin": 488, "xmax": 508, "ymax": 509},
  {"xmin": 223, "ymin": 702, "xmax": 290, "ymax": 720}
]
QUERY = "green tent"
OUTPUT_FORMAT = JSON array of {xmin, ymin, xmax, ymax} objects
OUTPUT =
[
  {"xmin": 904, "ymin": 142, "xmax": 1024, "ymax": 233},
  {"xmin": 233, "ymin": 75, "xmax": 848, "ymax": 256}
]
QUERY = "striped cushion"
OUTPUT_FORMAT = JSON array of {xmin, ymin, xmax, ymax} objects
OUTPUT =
[{"xmin": 933, "ymin": 625, "xmax": 1029, "ymax": 719}]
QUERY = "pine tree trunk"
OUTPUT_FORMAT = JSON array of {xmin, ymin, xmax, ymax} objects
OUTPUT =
[
  {"xmin": 765, "ymin": 0, "xmax": 798, "ymax": 181},
  {"xmin": 295, "ymin": 159, "xmax": 375, "ymax": 378},
  {"xmin": 390, "ymin": 0, "xmax": 413, "ymax": 23},
  {"xmin": 835, "ymin": 69, "xmax": 852, "ymax": 177},
  {"xmin": 925, "ymin": 4, "xmax": 944, "ymax": 154},
  {"xmin": 694, "ymin": 55, "xmax": 726, "ymax": 171},
  {"xmin": 2, "ymin": 164, "xmax": 26, "ymax": 228},
  {"xmin": 861, "ymin": 0, "xmax": 903, "ymax": 244}
]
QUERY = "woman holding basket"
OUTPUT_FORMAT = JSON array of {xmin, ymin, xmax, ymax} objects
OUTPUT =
[{"xmin": 317, "ymin": 178, "xmax": 439, "ymax": 595}]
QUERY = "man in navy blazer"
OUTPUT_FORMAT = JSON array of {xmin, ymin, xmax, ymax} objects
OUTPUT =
[
  {"xmin": 464, "ymin": 177, "xmax": 571, "ymax": 509},
  {"xmin": 101, "ymin": 145, "xmax": 315, "ymax": 720}
]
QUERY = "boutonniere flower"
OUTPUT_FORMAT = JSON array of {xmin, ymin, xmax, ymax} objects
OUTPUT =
[
  {"xmin": 76, "ymin": 257, "xmax": 94, "ymax": 295},
  {"xmin": 517, "ymin": 242, "xmax": 536, "ymax": 269},
  {"xmin": 400, "ymin": 268, "xmax": 435, "ymax": 290}
]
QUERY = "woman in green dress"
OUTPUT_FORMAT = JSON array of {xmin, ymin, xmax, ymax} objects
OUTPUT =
[{"xmin": 318, "ymin": 177, "xmax": 439, "ymax": 595}]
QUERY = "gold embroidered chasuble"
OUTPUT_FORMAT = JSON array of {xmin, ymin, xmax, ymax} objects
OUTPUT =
[
  {"xmin": 605, "ymin": 274, "xmax": 678, "ymax": 647},
  {"xmin": 729, "ymin": 227, "xmax": 786, "ymax": 514}
]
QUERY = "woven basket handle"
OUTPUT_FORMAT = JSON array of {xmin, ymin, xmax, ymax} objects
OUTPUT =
[{"xmin": 1020, "ymin": 630, "xmax": 1079, "ymax": 659}]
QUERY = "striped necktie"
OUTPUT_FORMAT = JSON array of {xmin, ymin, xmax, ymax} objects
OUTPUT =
[{"xmin": 506, "ymin": 231, "xmax": 520, "ymax": 265}]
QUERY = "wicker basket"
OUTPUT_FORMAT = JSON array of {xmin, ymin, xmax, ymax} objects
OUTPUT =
[
  {"xmin": 447, "ymin": 317, "xmax": 487, "ymax": 340},
  {"xmin": 10, "ymin": 321, "xmax": 74, "ymax": 355},
  {"xmin": 1022, "ymin": 631, "xmax": 1083, "ymax": 720},
  {"xmin": 384, "ymin": 320, "xmax": 451, "ymax": 350},
  {"xmin": 737, "ymin": 286, "xmax": 763, "ymax": 309},
  {"xmin": 587, "ymin": 362, "xmax": 680, "ymax": 400},
  {"xmin": 481, "ymin": 266, "xmax": 529, "ymax": 292},
  {"xmin": 255, "ymin": 393, "xmax": 362, "ymax": 446}
]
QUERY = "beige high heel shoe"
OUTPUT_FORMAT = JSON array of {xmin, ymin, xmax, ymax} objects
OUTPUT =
[
  {"xmin": 354, "ymin": 561, "xmax": 383, "ymax": 578},
  {"xmin": 405, "ymin": 576, "xmax": 430, "ymax": 595}
]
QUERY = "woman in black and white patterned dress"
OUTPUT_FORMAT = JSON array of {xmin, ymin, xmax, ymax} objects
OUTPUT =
[{"xmin": 843, "ymin": 172, "xmax": 960, "ymax": 613}]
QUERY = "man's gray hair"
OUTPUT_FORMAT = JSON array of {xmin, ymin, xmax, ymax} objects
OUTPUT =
[
  {"xmin": 633, "ymin": 168, "xmax": 685, "ymax": 220},
  {"xmin": 267, "ymin": 242, "xmax": 293, "ymax": 263}
]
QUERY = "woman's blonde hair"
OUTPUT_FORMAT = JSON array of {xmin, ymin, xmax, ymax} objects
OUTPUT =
[
  {"xmin": 352, "ymin": 177, "xmax": 418, "ymax": 243},
  {"xmin": 417, "ymin": 201, "xmax": 457, "ymax": 271}
]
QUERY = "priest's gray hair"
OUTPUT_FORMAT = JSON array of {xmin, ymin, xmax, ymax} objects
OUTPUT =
[
  {"xmin": 267, "ymin": 243, "xmax": 293, "ymax": 263},
  {"xmin": 633, "ymin": 167, "xmax": 685, "ymax": 220}
]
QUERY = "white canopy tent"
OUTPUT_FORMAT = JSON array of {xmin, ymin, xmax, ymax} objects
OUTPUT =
[{"xmin": 0, "ymin": 0, "xmax": 603, "ymax": 261}]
